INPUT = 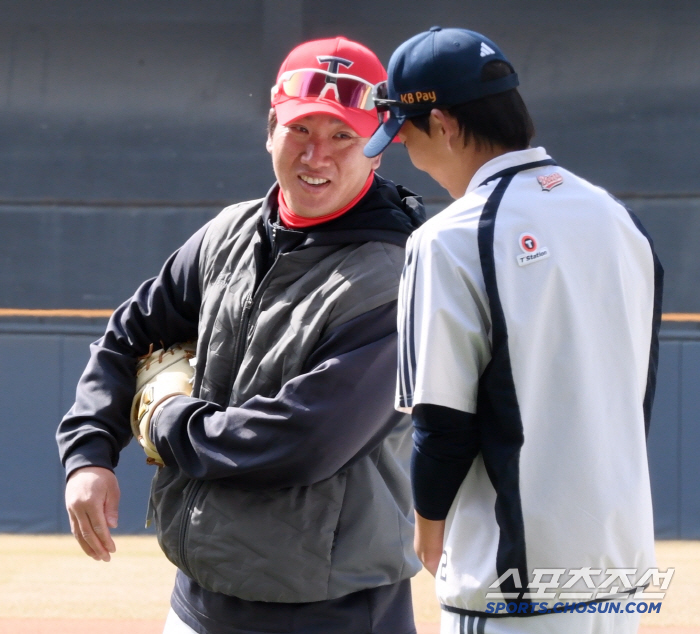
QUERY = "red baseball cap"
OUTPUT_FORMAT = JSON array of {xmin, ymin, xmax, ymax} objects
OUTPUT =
[{"xmin": 271, "ymin": 37, "xmax": 387, "ymax": 138}]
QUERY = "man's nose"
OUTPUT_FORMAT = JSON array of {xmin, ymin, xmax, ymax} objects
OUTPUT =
[{"xmin": 301, "ymin": 139, "xmax": 332, "ymax": 167}]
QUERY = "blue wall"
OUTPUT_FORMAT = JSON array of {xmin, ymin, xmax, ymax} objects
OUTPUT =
[
  {"xmin": 650, "ymin": 336, "xmax": 700, "ymax": 538},
  {"xmin": 0, "ymin": 323, "xmax": 153, "ymax": 533},
  {"xmin": 0, "ymin": 323, "xmax": 696, "ymax": 536}
]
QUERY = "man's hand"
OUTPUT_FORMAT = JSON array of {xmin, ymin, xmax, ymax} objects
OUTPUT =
[
  {"xmin": 414, "ymin": 511, "xmax": 445, "ymax": 577},
  {"xmin": 65, "ymin": 466, "xmax": 120, "ymax": 562}
]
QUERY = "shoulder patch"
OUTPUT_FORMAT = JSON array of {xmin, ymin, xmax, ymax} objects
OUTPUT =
[{"xmin": 537, "ymin": 172, "xmax": 563, "ymax": 192}]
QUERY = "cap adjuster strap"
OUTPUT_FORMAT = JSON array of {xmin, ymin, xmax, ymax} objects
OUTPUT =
[{"xmin": 465, "ymin": 72, "xmax": 519, "ymax": 101}]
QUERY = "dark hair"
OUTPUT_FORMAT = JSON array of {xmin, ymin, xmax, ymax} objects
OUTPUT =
[
  {"xmin": 410, "ymin": 61, "xmax": 534, "ymax": 150},
  {"xmin": 268, "ymin": 108, "xmax": 278, "ymax": 137}
]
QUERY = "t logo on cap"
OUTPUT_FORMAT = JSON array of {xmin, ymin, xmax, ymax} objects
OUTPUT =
[
  {"xmin": 317, "ymin": 56, "xmax": 354, "ymax": 73},
  {"xmin": 316, "ymin": 56, "xmax": 354, "ymax": 101}
]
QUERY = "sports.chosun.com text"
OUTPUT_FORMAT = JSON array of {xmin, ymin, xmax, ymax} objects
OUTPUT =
[{"xmin": 485, "ymin": 601, "xmax": 662, "ymax": 615}]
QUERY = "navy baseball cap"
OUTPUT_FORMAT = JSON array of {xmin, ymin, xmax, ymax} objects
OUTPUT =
[{"xmin": 364, "ymin": 27, "xmax": 519, "ymax": 157}]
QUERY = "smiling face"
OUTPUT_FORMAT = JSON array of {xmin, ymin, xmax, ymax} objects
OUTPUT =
[{"xmin": 267, "ymin": 114, "xmax": 381, "ymax": 218}]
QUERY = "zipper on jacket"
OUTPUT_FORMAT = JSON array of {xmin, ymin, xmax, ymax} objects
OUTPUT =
[
  {"xmin": 227, "ymin": 257, "xmax": 283, "ymax": 398},
  {"xmin": 178, "ymin": 479, "xmax": 204, "ymax": 579},
  {"xmin": 178, "ymin": 274, "xmax": 270, "ymax": 577},
  {"xmin": 230, "ymin": 293, "xmax": 254, "ymax": 382},
  {"xmin": 177, "ymin": 257, "xmax": 282, "ymax": 569}
]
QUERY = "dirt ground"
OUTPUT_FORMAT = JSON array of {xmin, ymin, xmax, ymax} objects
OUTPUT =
[{"xmin": 0, "ymin": 536, "xmax": 697, "ymax": 633}]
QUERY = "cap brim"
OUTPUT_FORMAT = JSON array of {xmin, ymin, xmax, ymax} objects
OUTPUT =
[
  {"xmin": 363, "ymin": 113, "xmax": 405, "ymax": 157},
  {"xmin": 275, "ymin": 97, "xmax": 379, "ymax": 138}
]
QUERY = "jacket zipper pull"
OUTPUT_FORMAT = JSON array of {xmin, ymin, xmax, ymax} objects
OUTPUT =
[
  {"xmin": 232, "ymin": 294, "xmax": 254, "ymax": 370},
  {"xmin": 271, "ymin": 223, "xmax": 279, "ymax": 259}
]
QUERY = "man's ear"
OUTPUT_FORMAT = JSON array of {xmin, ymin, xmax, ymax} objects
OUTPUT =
[
  {"xmin": 429, "ymin": 109, "xmax": 447, "ymax": 136},
  {"xmin": 430, "ymin": 109, "xmax": 461, "ymax": 150},
  {"xmin": 369, "ymin": 153, "xmax": 382, "ymax": 171},
  {"xmin": 266, "ymin": 107, "xmax": 277, "ymax": 154}
]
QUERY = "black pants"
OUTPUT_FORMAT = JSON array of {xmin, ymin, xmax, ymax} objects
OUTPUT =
[{"xmin": 171, "ymin": 570, "xmax": 417, "ymax": 634}]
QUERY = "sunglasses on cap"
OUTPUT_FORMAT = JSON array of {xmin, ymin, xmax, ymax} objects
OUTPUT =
[{"xmin": 272, "ymin": 68, "xmax": 385, "ymax": 112}]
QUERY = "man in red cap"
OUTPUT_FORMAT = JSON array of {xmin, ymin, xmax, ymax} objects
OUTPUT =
[{"xmin": 57, "ymin": 37, "xmax": 424, "ymax": 634}]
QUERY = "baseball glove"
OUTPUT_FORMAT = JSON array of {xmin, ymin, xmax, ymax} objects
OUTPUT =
[{"xmin": 130, "ymin": 341, "xmax": 196, "ymax": 466}]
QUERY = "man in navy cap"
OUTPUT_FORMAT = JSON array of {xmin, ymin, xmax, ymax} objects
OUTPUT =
[{"xmin": 366, "ymin": 27, "xmax": 662, "ymax": 634}]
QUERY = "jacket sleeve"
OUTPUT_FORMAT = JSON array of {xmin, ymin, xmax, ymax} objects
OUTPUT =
[
  {"xmin": 151, "ymin": 301, "xmax": 406, "ymax": 488},
  {"xmin": 56, "ymin": 225, "xmax": 206, "ymax": 478}
]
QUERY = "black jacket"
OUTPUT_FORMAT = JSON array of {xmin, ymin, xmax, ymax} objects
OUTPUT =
[{"xmin": 57, "ymin": 175, "xmax": 425, "ymax": 605}]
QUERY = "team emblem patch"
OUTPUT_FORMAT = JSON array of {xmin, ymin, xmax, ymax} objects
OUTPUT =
[
  {"xmin": 537, "ymin": 172, "xmax": 564, "ymax": 192},
  {"xmin": 520, "ymin": 234, "xmax": 538, "ymax": 252},
  {"xmin": 517, "ymin": 232, "xmax": 550, "ymax": 267}
]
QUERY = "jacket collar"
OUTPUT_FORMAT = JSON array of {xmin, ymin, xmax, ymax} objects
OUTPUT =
[
  {"xmin": 259, "ymin": 175, "xmax": 425, "ymax": 249},
  {"xmin": 466, "ymin": 147, "xmax": 553, "ymax": 196}
]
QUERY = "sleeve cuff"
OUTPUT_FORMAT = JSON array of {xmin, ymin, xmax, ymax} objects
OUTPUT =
[
  {"xmin": 150, "ymin": 394, "xmax": 192, "ymax": 467},
  {"xmin": 63, "ymin": 435, "xmax": 117, "ymax": 480}
]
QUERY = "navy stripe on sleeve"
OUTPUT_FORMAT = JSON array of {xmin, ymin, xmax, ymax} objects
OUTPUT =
[{"xmin": 620, "ymin": 205, "xmax": 664, "ymax": 438}]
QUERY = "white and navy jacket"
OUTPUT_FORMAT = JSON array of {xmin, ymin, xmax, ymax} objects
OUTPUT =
[{"xmin": 398, "ymin": 147, "xmax": 663, "ymax": 616}]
